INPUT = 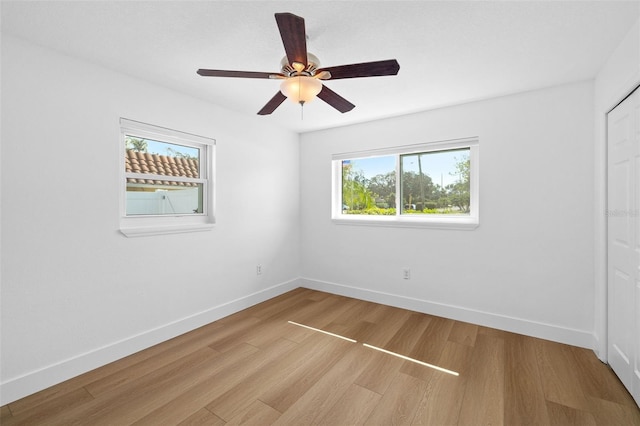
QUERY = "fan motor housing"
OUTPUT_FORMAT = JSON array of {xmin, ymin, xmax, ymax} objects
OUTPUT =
[{"xmin": 280, "ymin": 53, "xmax": 320, "ymax": 76}]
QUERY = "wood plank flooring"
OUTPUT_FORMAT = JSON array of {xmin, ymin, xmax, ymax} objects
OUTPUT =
[{"xmin": 2, "ymin": 288, "xmax": 639, "ymax": 425}]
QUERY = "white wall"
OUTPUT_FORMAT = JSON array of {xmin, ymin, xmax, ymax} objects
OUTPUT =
[
  {"xmin": 593, "ymin": 18, "xmax": 640, "ymax": 360},
  {"xmin": 300, "ymin": 81, "xmax": 595, "ymax": 348},
  {"xmin": 0, "ymin": 36, "xmax": 301, "ymax": 404}
]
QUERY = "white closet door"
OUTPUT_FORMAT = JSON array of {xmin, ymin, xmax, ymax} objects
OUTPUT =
[{"xmin": 607, "ymin": 87, "xmax": 640, "ymax": 407}]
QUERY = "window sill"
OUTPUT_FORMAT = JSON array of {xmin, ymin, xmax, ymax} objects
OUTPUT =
[
  {"xmin": 120, "ymin": 222, "xmax": 214, "ymax": 237},
  {"xmin": 332, "ymin": 215, "xmax": 479, "ymax": 230}
]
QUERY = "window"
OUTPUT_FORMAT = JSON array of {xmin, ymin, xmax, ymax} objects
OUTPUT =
[
  {"xmin": 332, "ymin": 137, "xmax": 478, "ymax": 229},
  {"xmin": 119, "ymin": 118, "xmax": 215, "ymax": 237}
]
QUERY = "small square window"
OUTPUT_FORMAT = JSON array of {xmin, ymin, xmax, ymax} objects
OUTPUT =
[
  {"xmin": 125, "ymin": 138, "xmax": 203, "ymax": 216},
  {"xmin": 120, "ymin": 119, "xmax": 215, "ymax": 237}
]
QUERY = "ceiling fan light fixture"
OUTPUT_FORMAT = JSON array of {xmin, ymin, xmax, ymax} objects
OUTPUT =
[
  {"xmin": 280, "ymin": 76, "xmax": 322, "ymax": 104},
  {"xmin": 197, "ymin": 13, "xmax": 399, "ymax": 115}
]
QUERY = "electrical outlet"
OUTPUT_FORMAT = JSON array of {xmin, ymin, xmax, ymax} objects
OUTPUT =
[
  {"xmin": 403, "ymin": 269, "xmax": 411, "ymax": 280},
  {"xmin": 256, "ymin": 265, "xmax": 262, "ymax": 275}
]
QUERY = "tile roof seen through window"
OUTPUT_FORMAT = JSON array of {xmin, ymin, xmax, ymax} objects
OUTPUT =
[{"xmin": 125, "ymin": 149, "xmax": 199, "ymax": 187}]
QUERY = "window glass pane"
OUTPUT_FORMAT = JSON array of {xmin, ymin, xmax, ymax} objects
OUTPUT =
[
  {"xmin": 342, "ymin": 155, "xmax": 396, "ymax": 215},
  {"xmin": 400, "ymin": 148, "xmax": 470, "ymax": 215},
  {"xmin": 125, "ymin": 135, "xmax": 204, "ymax": 216},
  {"xmin": 126, "ymin": 182, "xmax": 203, "ymax": 215},
  {"xmin": 125, "ymin": 136, "xmax": 200, "ymax": 178}
]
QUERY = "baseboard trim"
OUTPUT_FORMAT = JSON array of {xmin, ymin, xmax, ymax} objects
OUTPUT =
[
  {"xmin": 300, "ymin": 277, "xmax": 596, "ymax": 350},
  {"xmin": 0, "ymin": 278, "xmax": 300, "ymax": 406},
  {"xmin": 2, "ymin": 277, "xmax": 597, "ymax": 405}
]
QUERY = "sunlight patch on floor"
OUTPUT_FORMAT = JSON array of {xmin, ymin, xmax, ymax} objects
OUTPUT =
[
  {"xmin": 363, "ymin": 343, "xmax": 459, "ymax": 376},
  {"xmin": 287, "ymin": 321, "xmax": 358, "ymax": 342},
  {"xmin": 287, "ymin": 320, "xmax": 459, "ymax": 376}
]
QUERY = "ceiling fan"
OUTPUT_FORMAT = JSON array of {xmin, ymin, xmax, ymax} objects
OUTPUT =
[{"xmin": 197, "ymin": 12, "xmax": 400, "ymax": 115}]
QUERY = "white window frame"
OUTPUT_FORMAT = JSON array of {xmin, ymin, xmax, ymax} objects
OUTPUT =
[
  {"xmin": 332, "ymin": 137, "xmax": 479, "ymax": 230},
  {"xmin": 119, "ymin": 118, "xmax": 215, "ymax": 237}
]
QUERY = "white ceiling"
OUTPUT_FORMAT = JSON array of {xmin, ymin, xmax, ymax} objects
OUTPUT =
[{"xmin": 2, "ymin": 1, "xmax": 639, "ymax": 133}]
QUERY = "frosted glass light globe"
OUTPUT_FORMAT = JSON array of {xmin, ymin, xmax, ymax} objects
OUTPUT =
[{"xmin": 280, "ymin": 76, "xmax": 322, "ymax": 104}]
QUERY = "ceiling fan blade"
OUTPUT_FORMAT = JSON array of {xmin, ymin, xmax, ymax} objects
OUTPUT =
[
  {"xmin": 257, "ymin": 91, "xmax": 287, "ymax": 115},
  {"xmin": 275, "ymin": 13, "xmax": 308, "ymax": 67},
  {"xmin": 317, "ymin": 85, "xmax": 355, "ymax": 113},
  {"xmin": 317, "ymin": 59, "xmax": 400, "ymax": 80},
  {"xmin": 197, "ymin": 69, "xmax": 283, "ymax": 79}
]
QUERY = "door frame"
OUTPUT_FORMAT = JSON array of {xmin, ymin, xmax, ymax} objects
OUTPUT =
[{"xmin": 596, "ymin": 73, "xmax": 640, "ymax": 363}]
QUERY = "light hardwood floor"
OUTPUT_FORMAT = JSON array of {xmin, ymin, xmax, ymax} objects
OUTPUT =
[{"xmin": 2, "ymin": 288, "xmax": 639, "ymax": 425}]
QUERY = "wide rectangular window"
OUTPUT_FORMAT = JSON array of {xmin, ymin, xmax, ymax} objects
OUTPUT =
[
  {"xmin": 120, "ymin": 118, "xmax": 215, "ymax": 237},
  {"xmin": 333, "ymin": 138, "xmax": 478, "ymax": 229}
]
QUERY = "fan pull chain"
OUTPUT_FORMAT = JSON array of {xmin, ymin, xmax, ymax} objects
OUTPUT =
[{"xmin": 299, "ymin": 78, "xmax": 304, "ymax": 120}]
